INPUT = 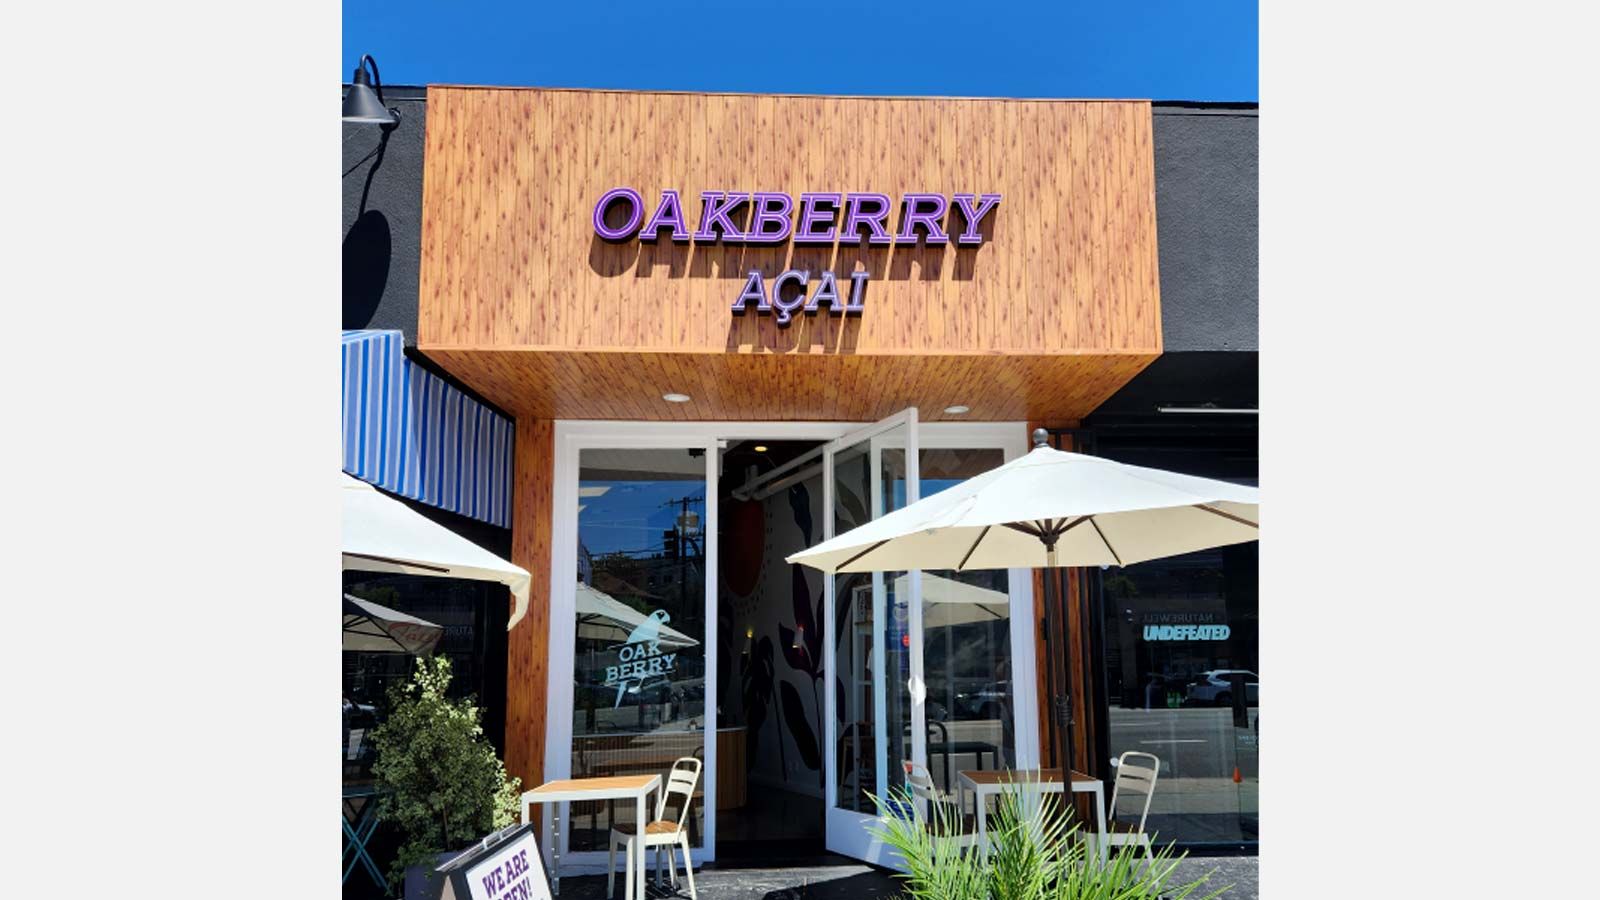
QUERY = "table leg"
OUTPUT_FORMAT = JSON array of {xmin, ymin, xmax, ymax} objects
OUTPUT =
[
  {"xmin": 552, "ymin": 803, "xmax": 563, "ymax": 896},
  {"xmin": 1093, "ymin": 784, "xmax": 1107, "ymax": 868},
  {"xmin": 976, "ymin": 787, "xmax": 990, "ymax": 863},
  {"xmin": 341, "ymin": 816, "xmax": 361, "ymax": 882},
  {"xmin": 634, "ymin": 793, "xmax": 647, "ymax": 900},
  {"xmin": 342, "ymin": 801, "xmax": 385, "ymax": 889},
  {"xmin": 355, "ymin": 810, "xmax": 383, "ymax": 887},
  {"xmin": 339, "ymin": 815, "xmax": 365, "ymax": 884}
]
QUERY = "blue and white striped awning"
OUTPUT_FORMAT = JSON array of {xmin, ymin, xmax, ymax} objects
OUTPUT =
[{"xmin": 341, "ymin": 330, "xmax": 513, "ymax": 528}]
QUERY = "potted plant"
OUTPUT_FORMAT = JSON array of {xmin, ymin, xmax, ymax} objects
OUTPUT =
[
  {"xmin": 873, "ymin": 785, "xmax": 1226, "ymax": 900},
  {"xmin": 371, "ymin": 656, "xmax": 521, "ymax": 900}
]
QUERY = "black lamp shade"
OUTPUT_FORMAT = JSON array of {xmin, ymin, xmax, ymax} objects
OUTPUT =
[
  {"xmin": 343, "ymin": 82, "xmax": 393, "ymax": 124},
  {"xmin": 343, "ymin": 58, "xmax": 396, "ymax": 125}
]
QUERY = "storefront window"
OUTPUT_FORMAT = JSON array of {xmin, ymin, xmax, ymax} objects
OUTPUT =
[
  {"xmin": 861, "ymin": 446, "xmax": 1020, "ymax": 798},
  {"xmin": 569, "ymin": 448, "xmax": 707, "ymax": 851},
  {"xmin": 914, "ymin": 448, "xmax": 1016, "ymax": 793},
  {"xmin": 342, "ymin": 573, "xmax": 508, "ymax": 900},
  {"xmin": 342, "ymin": 574, "xmax": 509, "ymax": 783},
  {"xmin": 1092, "ymin": 432, "xmax": 1258, "ymax": 846}
]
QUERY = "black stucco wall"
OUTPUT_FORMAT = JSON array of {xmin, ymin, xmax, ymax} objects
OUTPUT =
[
  {"xmin": 342, "ymin": 87, "xmax": 426, "ymax": 344},
  {"xmin": 1152, "ymin": 105, "xmax": 1258, "ymax": 352},
  {"xmin": 1089, "ymin": 350, "xmax": 1258, "ymax": 415}
]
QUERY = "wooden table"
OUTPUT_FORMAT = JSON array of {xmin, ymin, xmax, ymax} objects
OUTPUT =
[
  {"xmin": 522, "ymin": 774, "xmax": 661, "ymax": 899},
  {"xmin": 956, "ymin": 768, "xmax": 1107, "ymax": 866}
]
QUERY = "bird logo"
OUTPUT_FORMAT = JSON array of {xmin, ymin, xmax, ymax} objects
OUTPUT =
[
  {"xmin": 621, "ymin": 609, "xmax": 671, "ymax": 648},
  {"xmin": 607, "ymin": 610, "xmax": 677, "ymax": 707}
]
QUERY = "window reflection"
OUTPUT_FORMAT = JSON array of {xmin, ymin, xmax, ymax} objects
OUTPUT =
[
  {"xmin": 1094, "ymin": 434, "xmax": 1258, "ymax": 847},
  {"xmin": 342, "ymin": 573, "xmax": 508, "ymax": 900},
  {"xmin": 916, "ymin": 448, "xmax": 1015, "ymax": 795},
  {"xmin": 342, "ymin": 574, "xmax": 508, "ymax": 783},
  {"xmin": 569, "ymin": 448, "xmax": 707, "ymax": 851},
  {"xmin": 833, "ymin": 442, "xmax": 879, "ymax": 814},
  {"xmin": 878, "ymin": 447, "xmax": 1017, "ymax": 798}
]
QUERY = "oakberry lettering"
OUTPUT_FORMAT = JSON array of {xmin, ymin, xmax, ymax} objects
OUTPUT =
[
  {"xmin": 592, "ymin": 188, "xmax": 1001, "ymax": 327},
  {"xmin": 594, "ymin": 189, "xmax": 1001, "ymax": 246}
]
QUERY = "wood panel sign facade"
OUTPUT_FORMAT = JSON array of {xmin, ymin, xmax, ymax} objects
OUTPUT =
[
  {"xmin": 413, "ymin": 86, "xmax": 1170, "ymax": 868},
  {"xmin": 418, "ymin": 87, "xmax": 1162, "ymax": 422}
]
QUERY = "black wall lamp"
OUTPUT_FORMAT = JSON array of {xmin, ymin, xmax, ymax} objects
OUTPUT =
[{"xmin": 343, "ymin": 54, "xmax": 400, "ymax": 127}]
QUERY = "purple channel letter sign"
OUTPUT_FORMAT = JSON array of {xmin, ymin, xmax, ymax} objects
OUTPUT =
[{"xmin": 590, "ymin": 189, "xmax": 1001, "ymax": 327}]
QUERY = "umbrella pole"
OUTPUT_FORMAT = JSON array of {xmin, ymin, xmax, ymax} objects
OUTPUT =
[
  {"xmin": 1041, "ymin": 561, "xmax": 1058, "ymax": 768},
  {"xmin": 1041, "ymin": 543, "xmax": 1071, "ymax": 773}
]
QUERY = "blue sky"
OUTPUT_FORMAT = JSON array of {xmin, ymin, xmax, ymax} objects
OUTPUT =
[{"xmin": 343, "ymin": 1, "xmax": 1256, "ymax": 102}]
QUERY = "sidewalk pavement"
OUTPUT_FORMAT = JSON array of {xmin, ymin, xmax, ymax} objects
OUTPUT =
[{"xmin": 546, "ymin": 855, "xmax": 1258, "ymax": 899}]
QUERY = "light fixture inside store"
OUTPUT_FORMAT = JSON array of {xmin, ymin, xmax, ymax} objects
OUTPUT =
[
  {"xmin": 342, "ymin": 54, "xmax": 399, "ymax": 126},
  {"xmin": 662, "ymin": 392, "xmax": 691, "ymax": 403},
  {"xmin": 1156, "ymin": 404, "xmax": 1258, "ymax": 415},
  {"xmin": 943, "ymin": 405, "xmax": 971, "ymax": 415},
  {"xmin": 753, "ymin": 445, "xmax": 769, "ymax": 452}
]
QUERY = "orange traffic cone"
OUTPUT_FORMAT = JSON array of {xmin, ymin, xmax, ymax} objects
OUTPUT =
[{"xmin": 1232, "ymin": 766, "xmax": 1243, "ymax": 784}]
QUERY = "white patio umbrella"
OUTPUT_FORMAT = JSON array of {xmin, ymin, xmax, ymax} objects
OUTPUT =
[
  {"xmin": 343, "ymin": 594, "xmax": 445, "ymax": 655},
  {"xmin": 787, "ymin": 431, "xmax": 1258, "ymax": 575},
  {"xmin": 787, "ymin": 429, "xmax": 1258, "ymax": 764},
  {"xmin": 575, "ymin": 582, "xmax": 699, "ymax": 649},
  {"xmin": 898, "ymin": 572, "xmax": 1008, "ymax": 630},
  {"xmin": 343, "ymin": 474, "xmax": 532, "ymax": 629}
]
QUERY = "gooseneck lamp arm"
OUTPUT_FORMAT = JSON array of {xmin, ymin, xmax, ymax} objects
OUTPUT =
[{"xmin": 354, "ymin": 54, "xmax": 380, "ymax": 94}]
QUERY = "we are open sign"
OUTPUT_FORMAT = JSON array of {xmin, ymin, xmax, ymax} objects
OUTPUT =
[{"xmin": 438, "ymin": 825, "xmax": 550, "ymax": 900}]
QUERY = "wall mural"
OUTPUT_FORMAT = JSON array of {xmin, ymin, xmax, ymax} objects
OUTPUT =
[
  {"xmin": 720, "ymin": 499, "xmax": 765, "ymax": 596},
  {"xmin": 740, "ymin": 630, "xmax": 779, "ymax": 771},
  {"xmin": 777, "ymin": 558, "xmax": 825, "ymax": 785},
  {"xmin": 721, "ymin": 476, "xmax": 837, "ymax": 793}
]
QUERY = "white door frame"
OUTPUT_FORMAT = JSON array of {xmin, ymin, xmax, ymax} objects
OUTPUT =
[
  {"xmin": 820, "ymin": 408, "xmax": 921, "ymax": 864},
  {"xmin": 544, "ymin": 418, "xmax": 1035, "ymax": 871}
]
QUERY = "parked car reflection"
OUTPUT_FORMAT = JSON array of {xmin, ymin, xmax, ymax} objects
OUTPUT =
[
  {"xmin": 954, "ymin": 680, "xmax": 1011, "ymax": 720},
  {"xmin": 1186, "ymin": 669, "xmax": 1258, "ymax": 707}
]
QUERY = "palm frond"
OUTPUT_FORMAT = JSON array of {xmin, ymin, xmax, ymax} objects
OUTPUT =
[{"xmin": 869, "ymin": 779, "xmax": 1227, "ymax": 900}]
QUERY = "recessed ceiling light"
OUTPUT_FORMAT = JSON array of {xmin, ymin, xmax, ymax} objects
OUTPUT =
[
  {"xmin": 753, "ymin": 445, "xmax": 769, "ymax": 452},
  {"xmin": 662, "ymin": 392, "xmax": 691, "ymax": 403},
  {"xmin": 944, "ymin": 405, "xmax": 970, "ymax": 415}
]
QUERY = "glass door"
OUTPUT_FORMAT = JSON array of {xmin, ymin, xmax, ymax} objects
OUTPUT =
[
  {"xmin": 821, "ymin": 408, "xmax": 923, "ymax": 864},
  {"xmin": 566, "ymin": 447, "xmax": 711, "ymax": 857}
]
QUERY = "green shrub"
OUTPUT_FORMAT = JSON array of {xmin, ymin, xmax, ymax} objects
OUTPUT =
[
  {"xmin": 371, "ymin": 656, "xmax": 522, "ymax": 886},
  {"xmin": 872, "ymin": 783, "xmax": 1225, "ymax": 900}
]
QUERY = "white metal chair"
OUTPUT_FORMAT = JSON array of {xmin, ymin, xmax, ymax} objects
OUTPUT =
[
  {"xmin": 902, "ymin": 760, "xmax": 978, "ymax": 851},
  {"xmin": 1088, "ymin": 751, "xmax": 1161, "ymax": 861},
  {"xmin": 607, "ymin": 757, "xmax": 700, "ymax": 900}
]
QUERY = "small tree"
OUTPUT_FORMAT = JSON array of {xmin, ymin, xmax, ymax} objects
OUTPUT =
[{"xmin": 371, "ymin": 656, "xmax": 521, "ymax": 886}]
